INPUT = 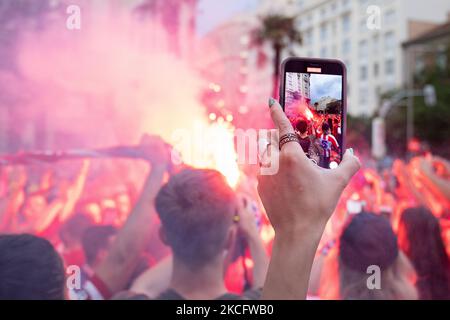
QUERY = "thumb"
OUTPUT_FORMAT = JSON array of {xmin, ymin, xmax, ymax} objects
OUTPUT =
[{"xmin": 335, "ymin": 148, "xmax": 361, "ymax": 184}]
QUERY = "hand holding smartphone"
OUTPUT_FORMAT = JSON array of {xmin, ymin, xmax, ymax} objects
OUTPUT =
[{"xmin": 279, "ymin": 57, "xmax": 346, "ymax": 169}]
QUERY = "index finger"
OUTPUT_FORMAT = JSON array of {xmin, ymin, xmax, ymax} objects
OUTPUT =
[
  {"xmin": 269, "ymin": 98, "xmax": 295, "ymax": 137},
  {"xmin": 268, "ymin": 98, "xmax": 307, "ymax": 158}
]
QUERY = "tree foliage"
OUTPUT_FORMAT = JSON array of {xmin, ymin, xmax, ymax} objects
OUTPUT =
[
  {"xmin": 385, "ymin": 46, "xmax": 450, "ymax": 157},
  {"xmin": 251, "ymin": 14, "xmax": 302, "ymax": 96}
]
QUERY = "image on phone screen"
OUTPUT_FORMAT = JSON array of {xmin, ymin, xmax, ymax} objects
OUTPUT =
[{"xmin": 284, "ymin": 72, "xmax": 343, "ymax": 169}]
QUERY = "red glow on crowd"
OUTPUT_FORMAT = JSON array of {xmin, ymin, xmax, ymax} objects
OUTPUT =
[{"xmin": 0, "ymin": 2, "xmax": 449, "ymax": 301}]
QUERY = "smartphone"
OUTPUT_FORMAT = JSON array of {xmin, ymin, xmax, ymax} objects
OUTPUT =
[{"xmin": 279, "ymin": 57, "xmax": 346, "ymax": 169}]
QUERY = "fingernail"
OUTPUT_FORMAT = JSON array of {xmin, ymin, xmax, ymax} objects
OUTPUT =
[
  {"xmin": 348, "ymin": 148, "xmax": 354, "ymax": 155},
  {"xmin": 268, "ymin": 97, "xmax": 276, "ymax": 108}
]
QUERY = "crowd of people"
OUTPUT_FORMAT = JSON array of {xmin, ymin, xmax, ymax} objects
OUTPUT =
[
  {"xmin": 288, "ymin": 107, "xmax": 342, "ymax": 168},
  {"xmin": 0, "ymin": 99, "xmax": 449, "ymax": 300},
  {"xmin": 294, "ymin": 117, "xmax": 341, "ymax": 168}
]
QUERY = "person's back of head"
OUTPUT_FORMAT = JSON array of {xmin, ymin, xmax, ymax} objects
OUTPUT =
[
  {"xmin": 82, "ymin": 225, "xmax": 117, "ymax": 268},
  {"xmin": 321, "ymin": 123, "xmax": 330, "ymax": 134},
  {"xmin": 0, "ymin": 234, "xmax": 65, "ymax": 300},
  {"xmin": 59, "ymin": 213, "xmax": 93, "ymax": 248},
  {"xmin": 296, "ymin": 120, "xmax": 308, "ymax": 135},
  {"xmin": 398, "ymin": 207, "xmax": 450, "ymax": 299},
  {"xmin": 155, "ymin": 168, "xmax": 236, "ymax": 270},
  {"xmin": 338, "ymin": 212, "xmax": 417, "ymax": 300}
]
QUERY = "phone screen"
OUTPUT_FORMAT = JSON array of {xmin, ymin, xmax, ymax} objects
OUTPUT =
[{"xmin": 283, "ymin": 68, "xmax": 344, "ymax": 169}]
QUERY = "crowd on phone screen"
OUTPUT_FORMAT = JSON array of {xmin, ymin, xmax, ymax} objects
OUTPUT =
[
  {"xmin": 0, "ymin": 133, "xmax": 449, "ymax": 300},
  {"xmin": 293, "ymin": 115, "xmax": 341, "ymax": 168}
]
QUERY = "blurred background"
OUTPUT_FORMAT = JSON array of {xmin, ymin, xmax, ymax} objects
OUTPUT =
[
  {"xmin": 0, "ymin": 0, "xmax": 449, "ymax": 298},
  {"xmin": 0, "ymin": 0, "xmax": 449, "ymax": 159}
]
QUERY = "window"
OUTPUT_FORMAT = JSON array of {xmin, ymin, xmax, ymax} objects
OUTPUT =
[
  {"xmin": 437, "ymin": 51, "xmax": 447, "ymax": 70},
  {"xmin": 359, "ymin": 87, "xmax": 369, "ymax": 104},
  {"xmin": 305, "ymin": 28, "xmax": 313, "ymax": 45},
  {"xmin": 385, "ymin": 58, "xmax": 395, "ymax": 75},
  {"xmin": 384, "ymin": 32, "xmax": 395, "ymax": 52},
  {"xmin": 359, "ymin": 40, "xmax": 368, "ymax": 58},
  {"xmin": 384, "ymin": 10, "xmax": 396, "ymax": 25},
  {"xmin": 360, "ymin": 65, "xmax": 368, "ymax": 80},
  {"xmin": 374, "ymin": 62, "xmax": 379, "ymax": 77},
  {"xmin": 332, "ymin": 45, "xmax": 337, "ymax": 56},
  {"xmin": 415, "ymin": 57, "xmax": 425, "ymax": 74},
  {"xmin": 359, "ymin": 0, "xmax": 369, "ymax": 7},
  {"xmin": 321, "ymin": 47, "xmax": 328, "ymax": 58},
  {"xmin": 331, "ymin": 2, "xmax": 337, "ymax": 12},
  {"xmin": 360, "ymin": 19, "xmax": 368, "ymax": 33},
  {"xmin": 331, "ymin": 21, "xmax": 337, "ymax": 35},
  {"xmin": 320, "ymin": 23, "xmax": 328, "ymax": 40},
  {"xmin": 373, "ymin": 34, "xmax": 379, "ymax": 53},
  {"xmin": 342, "ymin": 38, "xmax": 351, "ymax": 55},
  {"xmin": 342, "ymin": 13, "xmax": 351, "ymax": 33},
  {"xmin": 342, "ymin": 0, "xmax": 350, "ymax": 9}
]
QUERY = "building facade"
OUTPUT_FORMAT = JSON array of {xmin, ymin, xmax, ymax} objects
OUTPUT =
[
  {"xmin": 258, "ymin": 0, "xmax": 450, "ymax": 116},
  {"xmin": 197, "ymin": 14, "xmax": 274, "ymax": 129},
  {"xmin": 403, "ymin": 20, "xmax": 450, "ymax": 87},
  {"xmin": 285, "ymin": 72, "xmax": 311, "ymax": 107}
]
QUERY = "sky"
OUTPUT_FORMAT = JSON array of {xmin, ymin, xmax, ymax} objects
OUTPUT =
[
  {"xmin": 309, "ymin": 74, "xmax": 342, "ymax": 103},
  {"xmin": 197, "ymin": 0, "xmax": 260, "ymax": 35}
]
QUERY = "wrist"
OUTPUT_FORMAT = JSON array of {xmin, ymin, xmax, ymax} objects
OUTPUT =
[{"xmin": 274, "ymin": 221, "xmax": 326, "ymax": 249}]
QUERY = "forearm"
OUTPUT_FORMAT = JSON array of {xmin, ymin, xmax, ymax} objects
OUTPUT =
[
  {"xmin": 308, "ymin": 253, "xmax": 325, "ymax": 296},
  {"xmin": 262, "ymin": 225, "xmax": 324, "ymax": 300},
  {"xmin": 96, "ymin": 164, "xmax": 166, "ymax": 293},
  {"xmin": 34, "ymin": 201, "xmax": 64, "ymax": 233},
  {"xmin": 1, "ymin": 190, "xmax": 24, "ymax": 231},
  {"xmin": 247, "ymin": 233, "xmax": 269, "ymax": 289},
  {"xmin": 117, "ymin": 165, "xmax": 165, "ymax": 253},
  {"xmin": 59, "ymin": 160, "xmax": 90, "ymax": 222}
]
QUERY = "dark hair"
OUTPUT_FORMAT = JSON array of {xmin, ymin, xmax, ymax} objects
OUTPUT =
[
  {"xmin": 296, "ymin": 120, "xmax": 308, "ymax": 134},
  {"xmin": 155, "ymin": 168, "xmax": 236, "ymax": 269},
  {"xmin": 0, "ymin": 234, "xmax": 65, "ymax": 300},
  {"xmin": 82, "ymin": 225, "xmax": 117, "ymax": 266},
  {"xmin": 322, "ymin": 123, "xmax": 330, "ymax": 133},
  {"xmin": 399, "ymin": 207, "xmax": 450, "ymax": 299},
  {"xmin": 340, "ymin": 213, "xmax": 398, "ymax": 273},
  {"xmin": 339, "ymin": 213, "xmax": 401, "ymax": 299},
  {"xmin": 59, "ymin": 214, "xmax": 93, "ymax": 246}
]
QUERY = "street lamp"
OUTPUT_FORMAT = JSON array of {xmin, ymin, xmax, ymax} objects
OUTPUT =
[{"xmin": 423, "ymin": 84, "xmax": 436, "ymax": 107}]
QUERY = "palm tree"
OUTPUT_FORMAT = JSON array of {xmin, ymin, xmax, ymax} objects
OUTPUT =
[{"xmin": 251, "ymin": 14, "xmax": 302, "ymax": 97}]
